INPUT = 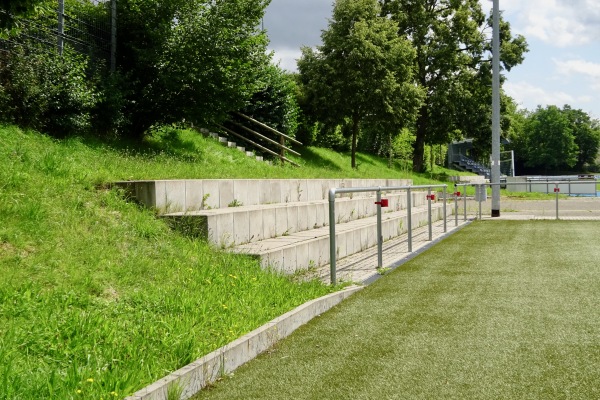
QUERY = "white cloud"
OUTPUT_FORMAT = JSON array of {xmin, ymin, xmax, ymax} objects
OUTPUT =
[
  {"xmin": 554, "ymin": 58, "xmax": 600, "ymax": 90},
  {"xmin": 504, "ymin": 81, "xmax": 586, "ymax": 109},
  {"xmin": 483, "ymin": 0, "xmax": 600, "ymax": 47},
  {"xmin": 269, "ymin": 47, "xmax": 302, "ymax": 72}
]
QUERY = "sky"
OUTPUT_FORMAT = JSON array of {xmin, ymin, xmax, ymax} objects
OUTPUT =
[{"xmin": 263, "ymin": 0, "xmax": 600, "ymax": 120}]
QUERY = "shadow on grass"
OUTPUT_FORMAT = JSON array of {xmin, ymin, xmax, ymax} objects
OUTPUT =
[
  {"xmin": 294, "ymin": 146, "xmax": 344, "ymax": 171},
  {"xmin": 71, "ymin": 128, "xmax": 207, "ymax": 163},
  {"xmin": 355, "ymin": 153, "xmax": 377, "ymax": 166}
]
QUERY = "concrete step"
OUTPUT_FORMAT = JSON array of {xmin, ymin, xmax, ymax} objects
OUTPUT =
[
  {"xmin": 163, "ymin": 192, "xmax": 429, "ymax": 248},
  {"xmin": 115, "ymin": 179, "xmax": 414, "ymax": 214},
  {"xmin": 231, "ymin": 203, "xmax": 449, "ymax": 274}
]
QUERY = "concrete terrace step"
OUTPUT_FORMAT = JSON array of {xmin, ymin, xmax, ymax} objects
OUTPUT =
[
  {"xmin": 313, "ymin": 219, "xmax": 468, "ymax": 284},
  {"xmin": 162, "ymin": 191, "xmax": 428, "ymax": 248},
  {"xmin": 231, "ymin": 203, "xmax": 449, "ymax": 274},
  {"xmin": 115, "ymin": 179, "xmax": 413, "ymax": 214},
  {"xmin": 113, "ymin": 179, "xmax": 456, "ymax": 275}
]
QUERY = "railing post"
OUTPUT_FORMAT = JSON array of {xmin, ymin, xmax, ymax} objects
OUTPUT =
[
  {"xmin": 463, "ymin": 184, "xmax": 467, "ymax": 221},
  {"xmin": 454, "ymin": 187, "xmax": 459, "ymax": 227},
  {"xmin": 407, "ymin": 187, "xmax": 412, "ymax": 252},
  {"xmin": 443, "ymin": 185, "xmax": 447, "ymax": 233},
  {"xmin": 555, "ymin": 183, "xmax": 560, "ymax": 220},
  {"xmin": 328, "ymin": 189, "xmax": 337, "ymax": 285},
  {"xmin": 427, "ymin": 187, "xmax": 433, "ymax": 241},
  {"xmin": 478, "ymin": 184, "xmax": 483, "ymax": 220},
  {"xmin": 376, "ymin": 188, "xmax": 383, "ymax": 269},
  {"xmin": 280, "ymin": 135, "xmax": 285, "ymax": 165}
]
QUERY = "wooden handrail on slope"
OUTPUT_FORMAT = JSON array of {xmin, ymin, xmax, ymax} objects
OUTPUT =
[
  {"xmin": 217, "ymin": 124, "xmax": 300, "ymax": 167},
  {"xmin": 229, "ymin": 120, "xmax": 301, "ymax": 157},
  {"xmin": 231, "ymin": 113, "xmax": 302, "ymax": 165},
  {"xmin": 235, "ymin": 113, "xmax": 302, "ymax": 145}
]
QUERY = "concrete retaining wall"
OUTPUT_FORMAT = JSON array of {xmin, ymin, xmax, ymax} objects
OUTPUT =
[{"xmin": 115, "ymin": 179, "xmax": 413, "ymax": 214}]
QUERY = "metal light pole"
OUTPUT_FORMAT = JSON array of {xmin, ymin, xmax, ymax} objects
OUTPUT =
[{"xmin": 491, "ymin": 0, "xmax": 501, "ymax": 217}]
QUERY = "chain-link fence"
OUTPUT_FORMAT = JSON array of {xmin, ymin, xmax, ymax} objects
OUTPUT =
[{"xmin": 0, "ymin": 0, "xmax": 115, "ymax": 71}]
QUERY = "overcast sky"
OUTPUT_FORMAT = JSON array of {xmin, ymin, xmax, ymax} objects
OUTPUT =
[{"xmin": 263, "ymin": 0, "xmax": 600, "ymax": 119}]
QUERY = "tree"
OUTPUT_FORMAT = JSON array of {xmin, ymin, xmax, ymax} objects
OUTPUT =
[
  {"xmin": 562, "ymin": 105, "xmax": 600, "ymax": 171},
  {"xmin": 225, "ymin": 65, "xmax": 301, "ymax": 158},
  {"xmin": 298, "ymin": 0, "xmax": 423, "ymax": 169},
  {"xmin": 238, "ymin": 65, "xmax": 300, "ymax": 138},
  {"xmin": 116, "ymin": 0, "xmax": 271, "ymax": 139},
  {"xmin": 380, "ymin": 0, "xmax": 528, "ymax": 172},
  {"xmin": 524, "ymin": 105, "xmax": 577, "ymax": 172},
  {"xmin": 0, "ymin": 0, "xmax": 47, "ymax": 29}
]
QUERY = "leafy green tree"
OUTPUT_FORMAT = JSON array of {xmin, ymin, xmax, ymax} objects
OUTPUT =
[
  {"xmin": 500, "ymin": 97, "xmax": 529, "ymax": 173},
  {"xmin": 524, "ymin": 105, "xmax": 577, "ymax": 172},
  {"xmin": 298, "ymin": 0, "xmax": 423, "ymax": 169},
  {"xmin": 116, "ymin": 0, "xmax": 270, "ymax": 139},
  {"xmin": 380, "ymin": 0, "xmax": 528, "ymax": 172},
  {"xmin": 562, "ymin": 105, "xmax": 600, "ymax": 171},
  {"xmin": 0, "ymin": 0, "xmax": 47, "ymax": 29},
  {"xmin": 238, "ymin": 65, "xmax": 299, "ymax": 138},
  {"xmin": 225, "ymin": 65, "xmax": 301, "ymax": 158}
]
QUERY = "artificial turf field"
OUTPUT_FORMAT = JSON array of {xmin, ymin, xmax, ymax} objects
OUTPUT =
[{"xmin": 194, "ymin": 221, "xmax": 600, "ymax": 400}]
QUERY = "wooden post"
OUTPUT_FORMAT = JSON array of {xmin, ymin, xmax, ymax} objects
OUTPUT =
[{"xmin": 280, "ymin": 135, "xmax": 285, "ymax": 164}]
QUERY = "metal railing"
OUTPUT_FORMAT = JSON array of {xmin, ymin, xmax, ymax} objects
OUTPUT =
[
  {"xmin": 453, "ymin": 180, "xmax": 600, "ymax": 221},
  {"xmin": 328, "ymin": 184, "xmax": 448, "ymax": 285}
]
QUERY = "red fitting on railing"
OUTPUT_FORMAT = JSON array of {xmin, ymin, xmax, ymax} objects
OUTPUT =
[
  {"xmin": 554, "ymin": 188, "xmax": 560, "ymax": 193},
  {"xmin": 454, "ymin": 192, "xmax": 461, "ymax": 197},
  {"xmin": 427, "ymin": 194, "xmax": 436, "ymax": 201},
  {"xmin": 375, "ymin": 199, "xmax": 389, "ymax": 207}
]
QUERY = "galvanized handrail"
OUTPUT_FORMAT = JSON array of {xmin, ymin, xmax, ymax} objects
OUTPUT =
[
  {"xmin": 454, "ymin": 180, "xmax": 599, "ymax": 221},
  {"xmin": 328, "ymin": 184, "xmax": 448, "ymax": 285}
]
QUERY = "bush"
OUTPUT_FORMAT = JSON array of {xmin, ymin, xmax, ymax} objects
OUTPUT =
[{"xmin": 0, "ymin": 46, "xmax": 99, "ymax": 137}]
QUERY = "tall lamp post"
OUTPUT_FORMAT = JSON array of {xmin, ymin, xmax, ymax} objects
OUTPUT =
[{"xmin": 491, "ymin": 0, "xmax": 501, "ymax": 217}]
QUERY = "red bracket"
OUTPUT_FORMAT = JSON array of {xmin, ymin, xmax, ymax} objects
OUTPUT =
[
  {"xmin": 554, "ymin": 188, "xmax": 560, "ymax": 193},
  {"xmin": 375, "ymin": 199, "xmax": 389, "ymax": 207},
  {"xmin": 427, "ymin": 194, "xmax": 436, "ymax": 201},
  {"xmin": 454, "ymin": 192, "xmax": 461, "ymax": 197}
]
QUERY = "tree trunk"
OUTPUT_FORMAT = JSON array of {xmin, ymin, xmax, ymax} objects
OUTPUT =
[
  {"xmin": 413, "ymin": 105, "xmax": 428, "ymax": 172},
  {"xmin": 351, "ymin": 113, "xmax": 360, "ymax": 169}
]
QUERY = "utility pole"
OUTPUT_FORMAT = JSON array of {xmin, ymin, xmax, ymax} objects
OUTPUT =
[{"xmin": 491, "ymin": 0, "xmax": 501, "ymax": 217}]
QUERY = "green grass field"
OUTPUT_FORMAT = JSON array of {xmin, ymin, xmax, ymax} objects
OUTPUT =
[{"xmin": 194, "ymin": 221, "xmax": 600, "ymax": 400}]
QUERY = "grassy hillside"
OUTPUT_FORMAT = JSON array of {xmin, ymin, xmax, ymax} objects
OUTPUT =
[{"xmin": 0, "ymin": 125, "xmax": 452, "ymax": 399}]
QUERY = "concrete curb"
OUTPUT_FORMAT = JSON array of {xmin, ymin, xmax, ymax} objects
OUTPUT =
[{"xmin": 124, "ymin": 285, "xmax": 364, "ymax": 400}]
